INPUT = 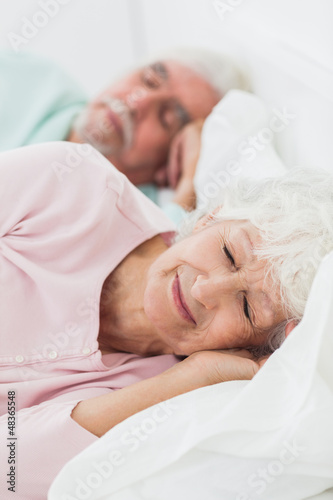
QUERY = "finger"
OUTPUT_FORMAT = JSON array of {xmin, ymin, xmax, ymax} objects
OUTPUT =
[
  {"xmin": 154, "ymin": 165, "xmax": 168, "ymax": 187},
  {"xmin": 167, "ymin": 135, "xmax": 182, "ymax": 189},
  {"xmin": 211, "ymin": 348, "xmax": 255, "ymax": 360}
]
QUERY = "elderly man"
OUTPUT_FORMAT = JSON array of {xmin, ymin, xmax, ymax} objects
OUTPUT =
[{"xmin": 0, "ymin": 49, "xmax": 246, "ymax": 213}]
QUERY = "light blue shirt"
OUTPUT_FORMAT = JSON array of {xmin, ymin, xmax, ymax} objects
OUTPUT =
[{"xmin": 0, "ymin": 51, "xmax": 87, "ymax": 151}]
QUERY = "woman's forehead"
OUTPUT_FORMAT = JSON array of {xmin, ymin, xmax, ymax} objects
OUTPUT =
[{"xmin": 207, "ymin": 219, "xmax": 259, "ymax": 243}]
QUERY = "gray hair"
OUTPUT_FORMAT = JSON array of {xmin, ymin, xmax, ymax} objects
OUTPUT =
[
  {"xmin": 178, "ymin": 167, "xmax": 333, "ymax": 355},
  {"xmin": 144, "ymin": 46, "xmax": 250, "ymax": 98}
]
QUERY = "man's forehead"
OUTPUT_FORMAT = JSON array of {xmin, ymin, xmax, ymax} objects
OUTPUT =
[{"xmin": 154, "ymin": 59, "xmax": 220, "ymax": 119}]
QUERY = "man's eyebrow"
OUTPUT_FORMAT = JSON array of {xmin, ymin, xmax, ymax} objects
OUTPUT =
[{"xmin": 150, "ymin": 61, "xmax": 168, "ymax": 81}]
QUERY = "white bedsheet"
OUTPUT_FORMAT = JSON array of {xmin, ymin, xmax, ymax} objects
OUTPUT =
[{"xmin": 48, "ymin": 251, "xmax": 333, "ymax": 499}]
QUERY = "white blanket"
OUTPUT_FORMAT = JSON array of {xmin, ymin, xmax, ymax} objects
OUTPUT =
[{"xmin": 48, "ymin": 252, "xmax": 333, "ymax": 500}]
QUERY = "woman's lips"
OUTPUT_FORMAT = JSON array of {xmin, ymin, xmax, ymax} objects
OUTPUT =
[{"xmin": 172, "ymin": 274, "xmax": 196, "ymax": 325}]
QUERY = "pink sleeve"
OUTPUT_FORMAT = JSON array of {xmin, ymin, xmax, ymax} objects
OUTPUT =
[{"xmin": 0, "ymin": 400, "xmax": 97, "ymax": 500}]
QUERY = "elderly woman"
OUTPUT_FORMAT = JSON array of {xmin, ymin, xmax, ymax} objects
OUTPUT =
[{"xmin": 1, "ymin": 141, "xmax": 332, "ymax": 499}]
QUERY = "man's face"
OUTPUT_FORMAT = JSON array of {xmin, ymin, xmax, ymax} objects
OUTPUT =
[
  {"xmin": 72, "ymin": 60, "xmax": 220, "ymax": 185},
  {"xmin": 143, "ymin": 219, "xmax": 287, "ymax": 356}
]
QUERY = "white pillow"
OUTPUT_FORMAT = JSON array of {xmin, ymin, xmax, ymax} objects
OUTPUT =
[{"xmin": 194, "ymin": 90, "xmax": 287, "ymax": 210}]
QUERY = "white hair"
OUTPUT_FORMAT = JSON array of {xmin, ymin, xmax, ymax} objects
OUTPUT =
[
  {"xmin": 178, "ymin": 168, "xmax": 333, "ymax": 355},
  {"xmin": 144, "ymin": 46, "xmax": 250, "ymax": 98}
]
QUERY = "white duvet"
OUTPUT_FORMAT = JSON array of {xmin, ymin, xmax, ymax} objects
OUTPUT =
[{"xmin": 48, "ymin": 250, "xmax": 333, "ymax": 499}]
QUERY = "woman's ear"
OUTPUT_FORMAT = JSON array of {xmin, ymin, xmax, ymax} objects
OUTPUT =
[
  {"xmin": 193, "ymin": 206, "xmax": 222, "ymax": 233},
  {"xmin": 285, "ymin": 320, "xmax": 298, "ymax": 338}
]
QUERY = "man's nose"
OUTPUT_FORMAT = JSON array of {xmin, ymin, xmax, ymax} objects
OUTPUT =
[
  {"xmin": 125, "ymin": 87, "xmax": 160, "ymax": 121},
  {"xmin": 190, "ymin": 274, "xmax": 237, "ymax": 310}
]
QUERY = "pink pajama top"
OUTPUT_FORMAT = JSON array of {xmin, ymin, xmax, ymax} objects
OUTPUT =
[{"xmin": 0, "ymin": 142, "xmax": 179, "ymax": 499}]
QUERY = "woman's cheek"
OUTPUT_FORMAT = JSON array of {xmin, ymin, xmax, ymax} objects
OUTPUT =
[{"xmin": 143, "ymin": 277, "xmax": 169, "ymax": 330}]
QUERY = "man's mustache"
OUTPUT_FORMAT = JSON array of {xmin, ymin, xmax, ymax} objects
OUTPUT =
[{"xmin": 100, "ymin": 96, "xmax": 134, "ymax": 150}]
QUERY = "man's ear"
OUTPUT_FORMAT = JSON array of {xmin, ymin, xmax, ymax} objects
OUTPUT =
[
  {"xmin": 285, "ymin": 320, "xmax": 298, "ymax": 338},
  {"xmin": 193, "ymin": 206, "xmax": 222, "ymax": 232}
]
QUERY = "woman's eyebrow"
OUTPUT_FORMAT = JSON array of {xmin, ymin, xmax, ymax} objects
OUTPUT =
[
  {"xmin": 249, "ymin": 292, "xmax": 276, "ymax": 333},
  {"xmin": 238, "ymin": 228, "xmax": 254, "ymax": 257},
  {"xmin": 228, "ymin": 228, "xmax": 252, "ymax": 266}
]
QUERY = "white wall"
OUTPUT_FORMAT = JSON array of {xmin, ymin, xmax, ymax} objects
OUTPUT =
[
  {"xmin": 0, "ymin": 0, "xmax": 138, "ymax": 95},
  {"xmin": 1, "ymin": 0, "xmax": 331, "ymax": 98},
  {"xmin": 141, "ymin": 0, "xmax": 333, "ymax": 88}
]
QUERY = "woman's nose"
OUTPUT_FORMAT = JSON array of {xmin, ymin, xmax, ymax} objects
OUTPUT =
[{"xmin": 190, "ymin": 274, "xmax": 236, "ymax": 310}]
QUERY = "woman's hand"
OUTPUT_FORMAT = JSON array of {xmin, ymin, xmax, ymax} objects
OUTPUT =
[
  {"xmin": 167, "ymin": 349, "xmax": 266, "ymax": 389},
  {"xmin": 71, "ymin": 349, "xmax": 268, "ymax": 437}
]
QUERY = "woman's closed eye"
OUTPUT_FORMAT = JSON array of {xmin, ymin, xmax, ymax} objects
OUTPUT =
[
  {"xmin": 223, "ymin": 245, "xmax": 235, "ymax": 267},
  {"xmin": 243, "ymin": 295, "xmax": 250, "ymax": 320},
  {"xmin": 223, "ymin": 245, "xmax": 253, "ymax": 324}
]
